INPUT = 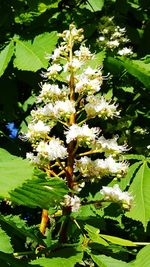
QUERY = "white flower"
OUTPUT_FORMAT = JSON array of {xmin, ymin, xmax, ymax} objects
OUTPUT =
[
  {"xmin": 75, "ymin": 157, "xmax": 97, "ymax": 178},
  {"xmin": 72, "ymin": 181, "xmax": 85, "ymax": 192},
  {"xmin": 46, "ymin": 64, "xmax": 62, "ymax": 77},
  {"xmin": 75, "ymin": 156, "xmax": 128, "ymax": 179},
  {"xmin": 85, "ymin": 95, "xmax": 120, "ymax": 119},
  {"xmin": 91, "ymin": 135, "xmax": 127, "ymax": 155},
  {"xmin": 31, "ymin": 100, "xmax": 75, "ymax": 121},
  {"xmin": 60, "ymin": 24, "xmax": 84, "ymax": 42},
  {"xmin": 36, "ymin": 138, "xmax": 68, "ymax": 161},
  {"xmin": 100, "ymin": 184, "xmax": 133, "ymax": 209},
  {"xmin": 64, "ymin": 58, "xmax": 83, "ymax": 72},
  {"xmin": 74, "ymin": 45, "xmax": 93, "ymax": 60},
  {"xmin": 54, "ymin": 100, "xmax": 75, "ymax": 119},
  {"xmin": 65, "ymin": 124, "xmax": 100, "ymax": 144},
  {"xmin": 107, "ymin": 40, "xmax": 120, "ymax": 48},
  {"xmin": 63, "ymin": 195, "xmax": 80, "ymax": 212},
  {"xmin": 37, "ymin": 83, "xmax": 62, "ymax": 103},
  {"xmin": 99, "ymin": 36, "xmax": 105, "ymax": 41},
  {"xmin": 75, "ymin": 73, "xmax": 102, "ymax": 94},
  {"xmin": 26, "ymin": 120, "xmax": 51, "ymax": 141},
  {"xmin": 50, "ymin": 46, "xmax": 66, "ymax": 61},
  {"xmin": 118, "ymin": 47, "xmax": 133, "ymax": 56},
  {"xmin": 96, "ymin": 156, "xmax": 128, "ymax": 175},
  {"xmin": 26, "ymin": 152, "xmax": 47, "ymax": 167}
]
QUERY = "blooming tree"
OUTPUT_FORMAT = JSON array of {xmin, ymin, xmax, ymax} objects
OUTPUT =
[{"xmin": 26, "ymin": 24, "xmax": 133, "ymax": 239}]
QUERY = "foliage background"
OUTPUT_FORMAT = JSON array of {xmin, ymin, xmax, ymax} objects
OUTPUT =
[{"xmin": 0, "ymin": 0, "xmax": 150, "ymax": 266}]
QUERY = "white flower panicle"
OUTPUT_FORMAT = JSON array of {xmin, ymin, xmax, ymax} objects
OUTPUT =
[
  {"xmin": 98, "ymin": 17, "xmax": 133, "ymax": 56},
  {"xmin": 63, "ymin": 195, "xmax": 81, "ymax": 212},
  {"xmin": 85, "ymin": 95, "xmax": 120, "ymax": 119},
  {"xmin": 25, "ymin": 23, "xmax": 132, "ymax": 210},
  {"xmin": 100, "ymin": 184, "xmax": 133, "ymax": 210},
  {"xmin": 65, "ymin": 124, "xmax": 100, "ymax": 144}
]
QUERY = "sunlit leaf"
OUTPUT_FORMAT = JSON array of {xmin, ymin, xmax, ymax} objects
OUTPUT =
[
  {"xmin": 91, "ymin": 254, "xmax": 131, "ymax": 267},
  {"xmin": 126, "ymin": 161, "xmax": 150, "ymax": 229},
  {"xmin": 0, "ymin": 227, "xmax": 13, "ymax": 254},
  {"xmin": 31, "ymin": 247, "xmax": 83, "ymax": 267},
  {"xmin": 14, "ymin": 32, "xmax": 58, "ymax": 71},
  {"xmin": 132, "ymin": 244, "xmax": 150, "ymax": 267},
  {"xmin": 99, "ymin": 234, "xmax": 136, "ymax": 246},
  {"xmin": 0, "ymin": 41, "xmax": 14, "ymax": 77},
  {"xmin": 10, "ymin": 176, "xmax": 68, "ymax": 209},
  {"xmin": 0, "ymin": 148, "xmax": 34, "ymax": 199}
]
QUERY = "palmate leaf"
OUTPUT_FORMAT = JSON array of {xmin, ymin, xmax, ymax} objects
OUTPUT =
[
  {"xmin": 0, "ymin": 41, "xmax": 14, "ymax": 77},
  {"xmin": 0, "ymin": 148, "xmax": 34, "ymax": 199},
  {"xmin": 31, "ymin": 247, "xmax": 83, "ymax": 267},
  {"xmin": 91, "ymin": 254, "xmax": 131, "ymax": 267},
  {"xmin": 126, "ymin": 161, "xmax": 150, "ymax": 229},
  {"xmin": 10, "ymin": 176, "xmax": 68, "ymax": 209},
  {"xmin": 14, "ymin": 32, "xmax": 58, "ymax": 72},
  {"xmin": 120, "ymin": 58, "xmax": 150, "ymax": 88},
  {"xmin": 0, "ymin": 227, "xmax": 13, "ymax": 254}
]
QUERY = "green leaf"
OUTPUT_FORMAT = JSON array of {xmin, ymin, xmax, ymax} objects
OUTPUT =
[
  {"xmin": 99, "ymin": 234, "xmax": 136, "ymax": 247},
  {"xmin": 119, "ymin": 161, "xmax": 142, "ymax": 191},
  {"xmin": 126, "ymin": 162, "xmax": 150, "ymax": 229},
  {"xmin": 132, "ymin": 244, "xmax": 150, "ymax": 267},
  {"xmin": 86, "ymin": 50, "xmax": 106, "ymax": 69},
  {"xmin": 120, "ymin": 58, "xmax": 150, "ymax": 88},
  {"xmin": 31, "ymin": 247, "xmax": 83, "ymax": 267},
  {"xmin": 0, "ymin": 215, "xmax": 45, "ymax": 246},
  {"xmin": 10, "ymin": 176, "xmax": 68, "ymax": 209},
  {"xmin": 33, "ymin": 31, "xmax": 58, "ymax": 55},
  {"xmin": 91, "ymin": 254, "xmax": 131, "ymax": 267},
  {"xmin": 0, "ymin": 252, "xmax": 32, "ymax": 267},
  {"xmin": 85, "ymin": 224, "xmax": 109, "ymax": 246},
  {"xmin": 105, "ymin": 57, "xmax": 124, "ymax": 75},
  {"xmin": 123, "ymin": 154, "xmax": 145, "ymax": 160},
  {"xmin": 0, "ymin": 41, "xmax": 14, "ymax": 77},
  {"xmin": 0, "ymin": 148, "xmax": 34, "ymax": 199},
  {"xmin": 0, "ymin": 227, "xmax": 13, "ymax": 254},
  {"xmin": 14, "ymin": 32, "xmax": 58, "ymax": 72},
  {"xmin": 85, "ymin": 0, "xmax": 104, "ymax": 11}
]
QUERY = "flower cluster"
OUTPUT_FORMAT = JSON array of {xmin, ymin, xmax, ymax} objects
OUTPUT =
[
  {"xmin": 100, "ymin": 184, "xmax": 133, "ymax": 210},
  {"xmin": 75, "ymin": 156, "xmax": 128, "ymax": 180},
  {"xmin": 97, "ymin": 16, "xmax": 133, "ymax": 56},
  {"xmin": 85, "ymin": 95, "xmax": 120, "ymax": 119},
  {"xmin": 25, "ymin": 24, "xmax": 132, "ymax": 213}
]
